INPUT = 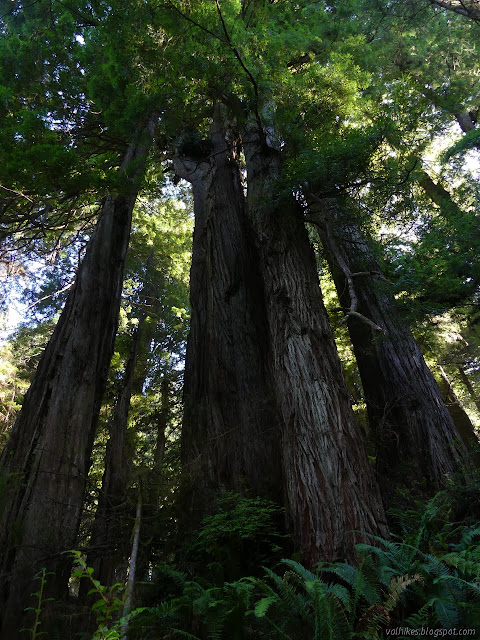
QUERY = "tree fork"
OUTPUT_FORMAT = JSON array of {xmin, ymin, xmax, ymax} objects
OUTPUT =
[{"xmin": 175, "ymin": 104, "xmax": 283, "ymax": 533}]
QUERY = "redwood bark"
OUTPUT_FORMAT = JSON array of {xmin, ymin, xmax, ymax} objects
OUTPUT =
[
  {"xmin": 175, "ymin": 107, "xmax": 282, "ymax": 526},
  {"xmin": 242, "ymin": 124, "xmax": 387, "ymax": 566},
  {"xmin": 308, "ymin": 195, "xmax": 469, "ymax": 502},
  {"xmin": 0, "ymin": 117, "xmax": 156, "ymax": 639}
]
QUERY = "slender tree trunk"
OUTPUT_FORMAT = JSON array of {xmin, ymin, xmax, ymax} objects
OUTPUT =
[
  {"xmin": 458, "ymin": 365, "xmax": 480, "ymax": 414},
  {"xmin": 242, "ymin": 124, "xmax": 387, "ymax": 566},
  {"xmin": 307, "ymin": 194, "xmax": 469, "ymax": 504},
  {"xmin": 83, "ymin": 314, "xmax": 146, "ymax": 593},
  {"xmin": 136, "ymin": 377, "xmax": 168, "ymax": 588},
  {"xmin": 121, "ymin": 482, "xmax": 142, "ymax": 640},
  {"xmin": 418, "ymin": 170, "xmax": 466, "ymax": 214},
  {"xmin": 175, "ymin": 106, "xmax": 283, "ymax": 528},
  {"xmin": 0, "ymin": 116, "xmax": 156, "ymax": 639}
]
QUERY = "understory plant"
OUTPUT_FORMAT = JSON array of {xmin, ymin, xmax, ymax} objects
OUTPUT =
[
  {"xmin": 125, "ymin": 492, "xmax": 480, "ymax": 639},
  {"xmin": 69, "ymin": 551, "xmax": 145, "ymax": 640}
]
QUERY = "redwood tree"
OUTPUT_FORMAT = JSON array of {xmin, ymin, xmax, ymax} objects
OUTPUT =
[
  {"xmin": 307, "ymin": 193, "xmax": 470, "ymax": 503},
  {"xmin": 242, "ymin": 122, "xmax": 387, "ymax": 565},
  {"xmin": 0, "ymin": 118, "xmax": 156, "ymax": 639},
  {"xmin": 175, "ymin": 106, "xmax": 283, "ymax": 528}
]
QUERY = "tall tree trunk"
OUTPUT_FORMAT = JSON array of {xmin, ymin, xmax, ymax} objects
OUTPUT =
[
  {"xmin": 83, "ymin": 250, "xmax": 157, "ymax": 595},
  {"xmin": 438, "ymin": 366, "xmax": 479, "ymax": 452},
  {"xmin": 0, "ymin": 116, "xmax": 156, "ymax": 639},
  {"xmin": 307, "ymin": 194, "xmax": 469, "ymax": 504},
  {"xmin": 121, "ymin": 482, "xmax": 142, "ymax": 640},
  {"xmin": 175, "ymin": 106, "xmax": 283, "ymax": 528},
  {"xmin": 417, "ymin": 170, "xmax": 466, "ymax": 214},
  {"xmin": 83, "ymin": 312, "xmax": 146, "ymax": 594},
  {"xmin": 458, "ymin": 365, "xmax": 480, "ymax": 414},
  {"xmin": 135, "ymin": 377, "xmax": 168, "ymax": 589},
  {"xmin": 242, "ymin": 124, "xmax": 387, "ymax": 566}
]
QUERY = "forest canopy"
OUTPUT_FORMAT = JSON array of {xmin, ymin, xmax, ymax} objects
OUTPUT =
[{"xmin": 0, "ymin": 0, "xmax": 479, "ymax": 638}]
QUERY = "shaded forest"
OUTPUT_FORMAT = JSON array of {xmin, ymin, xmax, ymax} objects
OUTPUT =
[{"xmin": 1, "ymin": 0, "xmax": 480, "ymax": 638}]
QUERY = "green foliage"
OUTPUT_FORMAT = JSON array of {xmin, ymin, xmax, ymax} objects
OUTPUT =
[
  {"xmin": 21, "ymin": 568, "xmax": 55, "ymax": 639},
  {"xmin": 186, "ymin": 493, "xmax": 288, "ymax": 580},
  {"xmin": 69, "ymin": 551, "xmax": 145, "ymax": 640},
  {"xmin": 122, "ymin": 493, "xmax": 480, "ymax": 639}
]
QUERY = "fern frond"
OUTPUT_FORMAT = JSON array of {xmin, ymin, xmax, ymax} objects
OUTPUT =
[
  {"xmin": 281, "ymin": 559, "xmax": 317, "ymax": 582},
  {"xmin": 384, "ymin": 573, "xmax": 424, "ymax": 612},
  {"xmin": 431, "ymin": 596, "xmax": 461, "ymax": 628},
  {"xmin": 355, "ymin": 603, "xmax": 389, "ymax": 639},
  {"xmin": 322, "ymin": 561, "xmax": 380, "ymax": 606},
  {"xmin": 169, "ymin": 630, "xmax": 203, "ymax": 639},
  {"xmin": 460, "ymin": 526, "xmax": 480, "ymax": 548},
  {"xmin": 254, "ymin": 596, "xmax": 276, "ymax": 618},
  {"xmin": 327, "ymin": 583, "xmax": 351, "ymax": 610}
]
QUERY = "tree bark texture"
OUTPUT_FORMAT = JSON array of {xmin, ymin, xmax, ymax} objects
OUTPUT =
[
  {"xmin": 0, "ymin": 117, "xmax": 156, "ymax": 639},
  {"xmin": 309, "ymin": 195, "xmax": 469, "ymax": 504},
  {"xmin": 175, "ymin": 106, "xmax": 283, "ymax": 528},
  {"xmin": 242, "ymin": 124, "xmax": 387, "ymax": 566}
]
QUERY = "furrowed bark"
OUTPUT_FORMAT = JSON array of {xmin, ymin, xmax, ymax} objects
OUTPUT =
[
  {"xmin": 242, "ymin": 124, "xmax": 387, "ymax": 566},
  {"xmin": 176, "ymin": 105, "xmax": 282, "ymax": 528},
  {"xmin": 0, "ymin": 116, "xmax": 156, "ymax": 639},
  {"xmin": 307, "ymin": 194, "xmax": 469, "ymax": 503}
]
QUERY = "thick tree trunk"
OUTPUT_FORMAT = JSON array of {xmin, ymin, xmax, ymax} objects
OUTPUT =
[
  {"xmin": 0, "ymin": 117, "xmax": 156, "ymax": 639},
  {"xmin": 308, "ymin": 194, "xmax": 469, "ymax": 504},
  {"xmin": 175, "ymin": 106, "xmax": 282, "ymax": 527},
  {"xmin": 242, "ymin": 124, "xmax": 387, "ymax": 566},
  {"xmin": 418, "ymin": 171, "xmax": 465, "ymax": 214}
]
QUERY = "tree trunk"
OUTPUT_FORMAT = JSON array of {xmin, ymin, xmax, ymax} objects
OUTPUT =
[
  {"xmin": 0, "ymin": 116, "xmax": 156, "ymax": 639},
  {"xmin": 438, "ymin": 366, "xmax": 479, "ymax": 453},
  {"xmin": 121, "ymin": 482, "xmax": 142, "ymax": 640},
  {"xmin": 83, "ymin": 313, "xmax": 146, "ymax": 594},
  {"xmin": 242, "ymin": 124, "xmax": 387, "ymax": 566},
  {"xmin": 307, "ymin": 194, "xmax": 469, "ymax": 504},
  {"xmin": 135, "ymin": 377, "xmax": 168, "ymax": 588},
  {"xmin": 458, "ymin": 365, "xmax": 480, "ymax": 414},
  {"xmin": 418, "ymin": 170, "xmax": 465, "ymax": 214},
  {"xmin": 175, "ymin": 106, "xmax": 283, "ymax": 528}
]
